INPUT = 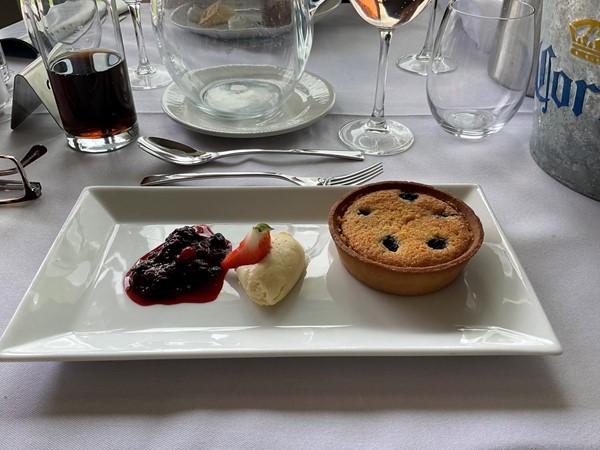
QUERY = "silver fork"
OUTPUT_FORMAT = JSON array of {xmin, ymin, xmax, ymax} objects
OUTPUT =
[{"xmin": 141, "ymin": 162, "xmax": 383, "ymax": 186}]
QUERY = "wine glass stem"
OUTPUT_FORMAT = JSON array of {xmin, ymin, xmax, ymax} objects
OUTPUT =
[
  {"xmin": 367, "ymin": 29, "xmax": 394, "ymax": 131},
  {"xmin": 0, "ymin": 42, "xmax": 11, "ymax": 83},
  {"xmin": 417, "ymin": 0, "xmax": 438, "ymax": 59},
  {"xmin": 127, "ymin": 1, "xmax": 156, "ymax": 76}
]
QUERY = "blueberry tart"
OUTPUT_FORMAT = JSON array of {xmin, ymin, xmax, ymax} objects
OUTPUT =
[{"xmin": 328, "ymin": 181, "xmax": 484, "ymax": 295}]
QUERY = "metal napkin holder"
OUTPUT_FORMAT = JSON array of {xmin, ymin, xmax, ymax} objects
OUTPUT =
[{"xmin": 10, "ymin": 56, "xmax": 63, "ymax": 130}]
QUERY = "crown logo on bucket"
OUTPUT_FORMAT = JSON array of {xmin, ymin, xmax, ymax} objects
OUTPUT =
[{"xmin": 569, "ymin": 18, "xmax": 600, "ymax": 65}]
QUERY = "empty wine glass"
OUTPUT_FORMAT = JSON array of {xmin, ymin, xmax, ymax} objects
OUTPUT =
[
  {"xmin": 396, "ymin": 0, "xmax": 455, "ymax": 76},
  {"xmin": 0, "ymin": 42, "xmax": 15, "ymax": 91},
  {"xmin": 124, "ymin": 0, "xmax": 171, "ymax": 90},
  {"xmin": 339, "ymin": 0, "xmax": 431, "ymax": 155},
  {"xmin": 0, "ymin": 74, "xmax": 11, "ymax": 124}
]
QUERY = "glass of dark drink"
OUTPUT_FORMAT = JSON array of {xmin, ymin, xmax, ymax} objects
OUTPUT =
[{"xmin": 22, "ymin": 0, "xmax": 138, "ymax": 153}]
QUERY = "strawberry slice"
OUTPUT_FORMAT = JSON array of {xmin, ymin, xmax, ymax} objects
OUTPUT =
[{"xmin": 221, "ymin": 223, "xmax": 273, "ymax": 270}]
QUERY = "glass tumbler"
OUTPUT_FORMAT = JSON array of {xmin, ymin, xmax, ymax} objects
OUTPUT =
[
  {"xmin": 426, "ymin": 0, "xmax": 535, "ymax": 139},
  {"xmin": 22, "ymin": 0, "xmax": 138, "ymax": 153}
]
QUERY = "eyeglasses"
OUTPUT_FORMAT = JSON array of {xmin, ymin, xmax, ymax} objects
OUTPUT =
[{"xmin": 0, "ymin": 154, "xmax": 42, "ymax": 204}]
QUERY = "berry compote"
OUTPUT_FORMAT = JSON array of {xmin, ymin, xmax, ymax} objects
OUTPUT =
[{"xmin": 124, "ymin": 225, "xmax": 231, "ymax": 306}]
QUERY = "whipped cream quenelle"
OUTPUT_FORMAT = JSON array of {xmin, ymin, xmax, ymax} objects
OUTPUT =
[{"xmin": 236, "ymin": 232, "xmax": 306, "ymax": 306}]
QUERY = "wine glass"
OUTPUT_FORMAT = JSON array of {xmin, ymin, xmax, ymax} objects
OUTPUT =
[
  {"xmin": 0, "ymin": 74, "xmax": 10, "ymax": 124},
  {"xmin": 124, "ymin": 0, "xmax": 171, "ymax": 90},
  {"xmin": 396, "ymin": 0, "xmax": 455, "ymax": 76},
  {"xmin": 0, "ymin": 42, "xmax": 15, "ymax": 91},
  {"xmin": 339, "ymin": 0, "xmax": 431, "ymax": 155}
]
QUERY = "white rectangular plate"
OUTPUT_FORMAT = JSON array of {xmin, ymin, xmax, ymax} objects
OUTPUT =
[{"xmin": 0, "ymin": 185, "xmax": 562, "ymax": 360}]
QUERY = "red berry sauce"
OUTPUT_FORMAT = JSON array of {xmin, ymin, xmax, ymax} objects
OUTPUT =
[{"xmin": 124, "ymin": 225, "xmax": 231, "ymax": 306}]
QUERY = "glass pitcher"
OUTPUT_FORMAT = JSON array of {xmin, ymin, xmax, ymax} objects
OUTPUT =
[
  {"xmin": 151, "ymin": 0, "xmax": 319, "ymax": 119},
  {"xmin": 21, "ymin": 0, "xmax": 138, "ymax": 153}
]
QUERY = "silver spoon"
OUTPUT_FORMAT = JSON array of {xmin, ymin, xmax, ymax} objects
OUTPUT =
[{"xmin": 137, "ymin": 136, "xmax": 364, "ymax": 166}]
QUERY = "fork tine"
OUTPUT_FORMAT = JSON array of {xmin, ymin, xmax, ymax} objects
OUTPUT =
[
  {"xmin": 327, "ymin": 163, "xmax": 382, "ymax": 186},
  {"xmin": 326, "ymin": 162, "xmax": 381, "ymax": 184},
  {"xmin": 326, "ymin": 162, "xmax": 383, "ymax": 186},
  {"xmin": 350, "ymin": 164, "xmax": 384, "ymax": 185},
  {"xmin": 344, "ymin": 165, "xmax": 383, "ymax": 186}
]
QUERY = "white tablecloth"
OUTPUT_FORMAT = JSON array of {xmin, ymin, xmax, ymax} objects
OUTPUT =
[{"xmin": 1, "ymin": 5, "xmax": 599, "ymax": 450}]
